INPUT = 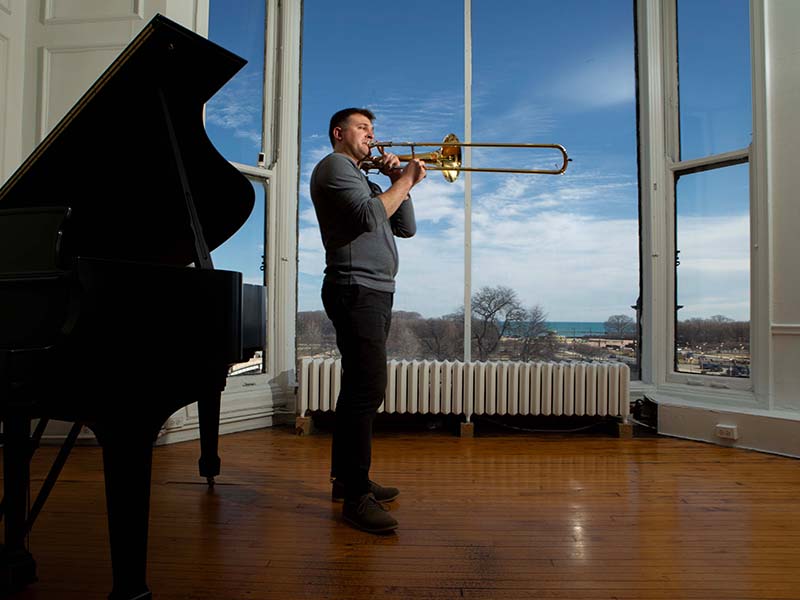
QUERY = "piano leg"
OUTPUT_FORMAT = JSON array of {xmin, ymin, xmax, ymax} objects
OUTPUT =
[
  {"xmin": 92, "ymin": 423, "xmax": 158, "ymax": 600},
  {"xmin": 197, "ymin": 375, "xmax": 226, "ymax": 486},
  {"xmin": 0, "ymin": 413, "xmax": 37, "ymax": 593}
]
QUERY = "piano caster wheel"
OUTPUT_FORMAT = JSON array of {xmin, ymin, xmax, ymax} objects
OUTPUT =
[{"xmin": 206, "ymin": 476, "xmax": 215, "ymax": 487}]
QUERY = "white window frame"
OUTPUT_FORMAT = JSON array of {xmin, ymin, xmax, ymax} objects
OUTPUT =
[
  {"xmin": 636, "ymin": 0, "xmax": 769, "ymax": 408},
  {"xmin": 216, "ymin": 0, "xmax": 300, "ymax": 410}
]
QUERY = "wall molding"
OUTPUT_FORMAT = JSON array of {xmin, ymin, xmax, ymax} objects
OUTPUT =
[
  {"xmin": 158, "ymin": 384, "xmax": 292, "ymax": 445},
  {"xmin": 658, "ymin": 401, "xmax": 800, "ymax": 458},
  {"xmin": 38, "ymin": 43, "xmax": 125, "ymax": 141},
  {"xmin": 772, "ymin": 323, "xmax": 800, "ymax": 336},
  {"xmin": 42, "ymin": 0, "xmax": 142, "ymax": 24},
  {"xmin": 0, "ymin": 33, "xmax": 8, "ymax": 176}
]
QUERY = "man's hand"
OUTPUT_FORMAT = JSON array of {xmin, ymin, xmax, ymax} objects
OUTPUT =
[
  {"xmin": 375, "ymin": 157, "xmax": 426, "ymax": 218},
  {"xmin": 400, "ymin": 158, "xmax": 427, "ymax": 187},
  {"xmin": 374, "ymin": 149, "xmax": 426, "ymax": 186},
  {"xmin": 376, "ymin": 150, "xmax": 402, "ymax": 180}
]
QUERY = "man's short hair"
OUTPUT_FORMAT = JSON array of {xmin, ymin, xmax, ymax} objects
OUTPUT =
[{"xmin": 328, "ymin": 108, "xmax": 375, "ymax": 147}]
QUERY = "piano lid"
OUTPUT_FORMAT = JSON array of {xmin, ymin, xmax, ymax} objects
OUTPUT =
[{"xmin": 0, "ymin": 15, "xmax": 255, "ymax": 267}]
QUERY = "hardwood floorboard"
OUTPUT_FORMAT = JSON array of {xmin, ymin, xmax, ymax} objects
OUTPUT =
[{"xmin": 2, "ymin": 425, "xmax": 800, "ymax": 599}]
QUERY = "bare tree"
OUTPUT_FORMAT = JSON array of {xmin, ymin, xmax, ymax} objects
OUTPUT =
[
  {"xmin": 303, "ymin": 319, "xmax": 323, "ymax": 347},
  {"xmin": 604, "ymin": 314, "xmax": 635, "ymax": 339},
  {"xmin": 516, "ymin": 304, "xmax": 556, "ymax": 361},
  {"xmin": 470, "ymin": 285, "xmax": 526, "ymax": 361},
  {"xmin": 709, "ymin": 314, "xmax": 733, "ymax": 323},
  {"xmin": 676, "ymin": 315, "xmax": 749, "ymax": 352},
  {"xmin": 297, "ymin": 310, "xmax": 337, "ymax": 357},
  {"xmin": 412, "ymin": 317, "xmax": 462, "ymax": 360}
]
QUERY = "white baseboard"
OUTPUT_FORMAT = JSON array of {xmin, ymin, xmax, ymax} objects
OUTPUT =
[
  {"xmin": 656, "ymin": 401, "xmax": 800, "ymax": 458},
  {"xmin": 34, "ymin": 382, "xmax": 294, "ymax": 446}
]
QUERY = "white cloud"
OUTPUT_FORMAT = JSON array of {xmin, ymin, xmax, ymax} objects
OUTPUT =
[
  {"xmin": 299, "ymin": 206, "xmax": 318, "ymax": 226},
  {"xmin": 473, "ymin": 101, "xmax": 557, "ymax": 141},
  {"xmin": 298, "ymin": 225, "xmax": 325, "ymax": 276},
  {"xmin": 367, "ymin": 91, "xmax": 462, "ymax": 142},
  {"xmin": 304, "ymin": 145, "xmax": 331, "ymax": 169},
  {"xmin": 206, "ymin": 72, "xmax": 262, "ymax": 146},
  {"xmin": 390, "ymin": 209, "xmax": 639, "ymax": 321},
  {"xmin": 297, "ymin": 185, "xmax": 750, "ymax": 320},
  {"xmin": 546, "ymin": 44, "xmax": 635, "ymax": 111},
  {"xmin": 674, "ymin": 214, "xmax": 750, "ymax": 320},
  {"xmin": 406, "ymin": 178, "xmax": 463, "ymax": 224},
  {"xmin": 298, "ymin": 189, "xmax": 749, "ymax": 321},
  {"xmin": 294, "ymin": 135, "xmax": 687, "ymax": 322},
  {"xmin": 299, "ymin": 167, "xmax": 641, "ymax": 319}
]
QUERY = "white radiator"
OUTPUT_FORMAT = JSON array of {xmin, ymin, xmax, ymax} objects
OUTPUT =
[{"xmin": 298, "ymin": 359, "xmax": 630, "ymax": 420}]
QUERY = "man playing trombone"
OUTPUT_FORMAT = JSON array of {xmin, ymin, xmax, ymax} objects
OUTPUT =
[{"xmin": 310, "ymin": 107, "xmax": 426, "ymax": 533}]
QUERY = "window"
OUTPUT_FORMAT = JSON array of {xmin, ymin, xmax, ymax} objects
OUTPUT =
[
  {"xmin": 671, "ymin": 0, "xmax": 752, "ymax": 378},
  {"xmin": 470, "ymin": 0, "xmax": 639, "ymax": 375},
  {"xmin": 297, "ymin": 0, "xmax": 464, "ymax": 362},
  {"xmin": 211, "ymin": 182, "xmax": 267, "ymax": 376},
  {"xmin": 298, "ymin": 1, "xmax": 640, "ymax": 377},
  {"xmin": 207, "ymin": 1, "xmax": 270, "ymax": 378}
]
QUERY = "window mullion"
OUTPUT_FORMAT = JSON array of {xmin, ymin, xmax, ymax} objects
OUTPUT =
[
  {"xmin": 664, "ymin": 0, "xmax": 681, "ymax": 384},
  {"xmin": 670, "ymin": 147, "xmax": 750, "ymax": 177}
]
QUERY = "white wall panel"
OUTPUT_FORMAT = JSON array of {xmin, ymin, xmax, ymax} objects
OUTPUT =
[
  {"xmin": 43, "ymin": 0, "xmax": 142, "ymax": 23},
  {"xmin": 160, "ymin": 0, "xmax": 205, "ymax": 34},
  {"xmin": 768, "ymin": 0, "xmax": 800, "ymax": 325},
  {"xmin": 38, "ymin": 44, "xmax": 123, "ymax": 139},
  {"xmin": 0, "ymin": 0, "xmax": 23, "ymax": 180},
  {"xmin": 659, "ymin": 402, "xmax": 800, "ymax": 458},
  {"xmin": 0, "ymin": 33, "xmax": 8, "ymax": 174},
  {"xmin": 767, "ymin": 0, "xmax": 800, "ymax": 413},
  {"xmin": 772, "ymin": 329, "xmax": 800, "ymax": 413}
]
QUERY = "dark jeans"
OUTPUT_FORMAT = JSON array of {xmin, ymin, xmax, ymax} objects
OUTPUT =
[{"xmin": 322, "ymin": 282, "xmax": 393, "ymax": 499}]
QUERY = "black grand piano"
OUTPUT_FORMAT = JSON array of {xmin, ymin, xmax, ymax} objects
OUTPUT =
[{"xmin": 0, "ymin": 15, "xmax": 263, "ymax": 600}]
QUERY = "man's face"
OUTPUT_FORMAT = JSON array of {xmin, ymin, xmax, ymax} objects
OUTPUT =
[{"xmin": 334, "ymin": 114, "xmax": 374, "ymax": 162}]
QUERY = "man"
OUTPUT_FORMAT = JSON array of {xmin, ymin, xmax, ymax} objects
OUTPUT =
[{"xmin": 310, "ymin": 108, "xmax": 426, "ymax": 533}]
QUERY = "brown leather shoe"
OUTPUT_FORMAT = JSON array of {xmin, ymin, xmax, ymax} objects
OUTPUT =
[{"xmin": 342, "ymin": 493, "xmax": 398, "ymax": 533}]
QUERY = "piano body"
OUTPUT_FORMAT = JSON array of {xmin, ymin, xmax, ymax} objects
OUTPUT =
[{"xmin": 0, "ymin": 15, "xmax": 259, "ymax": 600}]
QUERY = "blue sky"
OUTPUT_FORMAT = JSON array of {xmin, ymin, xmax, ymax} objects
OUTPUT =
[{"xmin": 205, "ymin": 0, "xmax": 752, "ymax": 322}]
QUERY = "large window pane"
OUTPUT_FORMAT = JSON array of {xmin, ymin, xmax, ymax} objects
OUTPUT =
[
  {"xmin": 212, "ymin": 181, "xmax": 267, "ymax": 375},
  {"xmin": 470, "ymin": 0, "xmax": 640, "ymax": 377},
  {"xmin": 677, "ymin": 0, "xmax": 752, "ymax": 160},
  {"xmin": 206, "ymin": 2, "xmax": 269, "ymax": 378},
  {"xmin": 298, "ymin": 0, "xmax": 464, "ymax": 361},
  {"xmin": 206, "ymin": 1, "xmax": 266, "ymax": 166},
  {"xmin": 675, "ymin": 164, "xmax": 750, "ymax": 377}
]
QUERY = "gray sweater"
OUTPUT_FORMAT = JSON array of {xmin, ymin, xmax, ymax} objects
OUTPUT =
[{"xmin": 310, "ymin": 152, "xmax": 416, "ymax": 292}]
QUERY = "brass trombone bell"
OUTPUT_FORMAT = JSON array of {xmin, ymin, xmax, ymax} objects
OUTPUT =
[{"xmin": 363, "ymin": 133, "xmax": 569, "ymax": 182}]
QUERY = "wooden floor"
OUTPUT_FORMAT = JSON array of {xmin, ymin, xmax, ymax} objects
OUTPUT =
[{"xmin": 3, "ymin": 424, "xmax": 800, "ymax": 600}]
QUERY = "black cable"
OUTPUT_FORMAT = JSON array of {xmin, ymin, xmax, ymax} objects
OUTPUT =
[
  {"xmin": 476, "ymin": 416, "xmax": 615, "ymax": 434},
  {"xmin": 627, "ymin": 415, "xmax": 657, "ymax": 430}
]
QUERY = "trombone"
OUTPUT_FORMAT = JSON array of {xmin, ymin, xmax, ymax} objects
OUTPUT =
[{"xmin": 362, "ymin": 133, "xmax": 569, "ymax": 182}]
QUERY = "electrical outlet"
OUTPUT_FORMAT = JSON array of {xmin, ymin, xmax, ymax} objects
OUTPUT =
[{"xmin": 715, "ymin": 424, "xmax": 739, "ymax": 440}]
